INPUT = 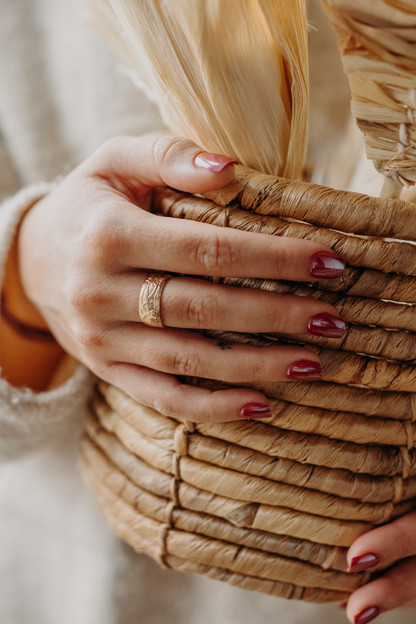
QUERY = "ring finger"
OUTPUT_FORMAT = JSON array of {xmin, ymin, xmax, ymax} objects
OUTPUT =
[{"xmin": 102, "ymin": 273, "xmax": 345, "ymax": 336}]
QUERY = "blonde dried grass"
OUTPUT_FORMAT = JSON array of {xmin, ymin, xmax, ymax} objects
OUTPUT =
[{"xmin": 85, "ymin": 0, "xmax": 309, "ymax": 179}]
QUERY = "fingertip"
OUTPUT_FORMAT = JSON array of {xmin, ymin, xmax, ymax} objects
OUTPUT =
[
  {"xmin": 207, "ymin": 388, "xmax": 271, "ymax": 423},
  {"xmin": 154, "ymin": 137, "xmax": 237, "ymax": 193},
  {"xmin": 240, "ymin": 402, "xmax": 272, "ymax": 419},
  {"xmin": 194, "ymin": 152, "xmax": 238, "ymax": 174}
]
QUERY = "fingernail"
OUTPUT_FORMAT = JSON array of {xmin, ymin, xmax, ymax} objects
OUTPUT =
[
  {"xmin": 354, "ymin": 606, "xmax": 380, "ymax": 624},
  {"xmin": 194, "ymin": 152, "xmax": 238, "ymax": 173},
  {"xmin": 308, "ymin": 313, "xmax": 346, "ymax": 338},
  {"xmin": 310, "ymin": 252, "xmax": 345, "ymax": 278},
  {"xmin": 348, "ymin": 553, "xmax": 380, "ymax": 573},
  {"xmin": 240, "ymin": 403, "xmax": 272, "ymax": 419},
  {"xmin": 287, "ymin": 360, "xmax": 322, "ymax": 381},
  {"xmin": 339, "ymin": 601, "xmax": 348, "ymax": 609}
]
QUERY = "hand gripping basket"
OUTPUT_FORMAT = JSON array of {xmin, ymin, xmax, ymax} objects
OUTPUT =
[{"xmin": 80, "ymin": 0, "xmax": 416, "ymax": 603}]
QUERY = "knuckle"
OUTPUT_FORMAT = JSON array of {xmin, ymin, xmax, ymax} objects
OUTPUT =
[
  {"xmin": 392, "ymin": 521, "xmax": 414, "ymax": 558},
  {"xmin": 270, "ymin": 306, "xmax": 291, "ymax": 334},
  {"xmin": 274, "ymin": 243, "xmax": 288, "ymax": 274},
  {"xmin": 250, "ymin": 359, "xmax": 269, "ymax": 383},
  {"xmin": 172, "ymin": 349, "xmax": 203, "ymax": 377},
  {"xmin": 71, "ymin": 320, "xmax": 108, "ymax": 348},
  {"xmin": 239, "ymin": 351, "xmax": 268, "ymax": 383},
  {"xmin": 98, "ymin": 136, "xmax": 128, "ymax": 160},
  {"xmin": 84, "ymin": 219, "xmax": 127, "ymax": 264},
  {"xmin": 152, "ymin": 136, "xmax": 193, "ymax": 169},
  {"xmin": 67, "ymin": 281, "xmax": 108, "ymax": 315},
  {"xmin": 192, "ymin": 233, "xmax": 233, "ymax": 274},
  {"xmin": 185, "ymin": 293, "xmax": 219, "ymax": 328}
]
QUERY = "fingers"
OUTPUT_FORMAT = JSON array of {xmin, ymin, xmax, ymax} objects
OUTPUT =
[
  {"xmin": 99, "ymin": 275, "xmax": 344, "ymax": 336},
  {"xmin": 82, "ymin": 135, "xmax": 237, "ymax": 195},
  {"xmin": 347, "ymin": 510, "xmax": 416, "ymax": 574},
  {"xmin": 101, "ymin": 362, "xmax": 274, "ymax": 422},
  {"xmin": 113, "ymin": 208, "xmax": 345, "ymax": 281},
  {"xmin": 97, "ymin": 324, "xmax": 321, "ymax": 384},
  {"xmin": 78, "ymin": 134, "xmax": 345, "ymax": 283},
  {"xmin": 345, "ymin": 557, "xmax": 416, "ymax": 623},
  {"xmin": 344, "ymin": 511, "xmax": 416, "ymax": 622}
]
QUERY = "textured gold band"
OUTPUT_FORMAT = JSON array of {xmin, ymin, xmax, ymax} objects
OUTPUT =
[{"xmin": 139, "ymin": 274, "xmax": 172, "ymax": 328}]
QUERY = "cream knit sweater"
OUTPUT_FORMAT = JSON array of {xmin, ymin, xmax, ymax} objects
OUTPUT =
[{"xmin": 0, "ymin": 1, "xmax": 412, "ymax": 623}]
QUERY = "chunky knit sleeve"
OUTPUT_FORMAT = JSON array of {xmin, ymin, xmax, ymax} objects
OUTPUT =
[{"xmin": 0, "ymin": 183, "xmax": 95, "ymax": 461}]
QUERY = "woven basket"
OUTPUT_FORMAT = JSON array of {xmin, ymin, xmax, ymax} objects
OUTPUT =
[{"xmin": 81, "ymin": 0, "xmax": 416, "ymax": 604}]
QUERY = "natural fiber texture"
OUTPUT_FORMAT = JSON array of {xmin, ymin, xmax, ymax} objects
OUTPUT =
[
  {"xmin": 81, "ymin": 388, "xmax": 372, "ymax": 600},
  {"xmin": 199, "ymin": 378, "xmax": 416, "ymax": 421},
  {"xmin": 322, "ymin": 0, "xmax": 416, "ymax": 197},
  {"xmin": 82, "ymin": 373, "xmax": 415, "ymax": 598},
  {"xmin": 85, "ymin": 0, "xmax": 309, "ymax": 179},
  {"xmin": 203, "ymin": 166, "xmax": 416, "ymax": 240},
  {"xmin": 83, "ymin": 0, "xmax": 416, "ymax": 604}
]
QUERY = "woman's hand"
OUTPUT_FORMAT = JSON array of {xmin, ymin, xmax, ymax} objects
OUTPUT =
[
  {"xmin": 344, "ymin": 511, "xmax": 416, "ymax": 623},
  {"xmin": 18, "ymin": 134, "xmax": 345, "ymax": 421}
]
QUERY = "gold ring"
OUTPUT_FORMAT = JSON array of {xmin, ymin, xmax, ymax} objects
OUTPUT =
[{"xmin": 139, "ymin": 274, "xmax": 172, "ymax": 328}]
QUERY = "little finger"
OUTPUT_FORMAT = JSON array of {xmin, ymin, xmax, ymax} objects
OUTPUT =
[{"xmin": 103, "ymin": 362, "xmax": 274, "ymax": 422}]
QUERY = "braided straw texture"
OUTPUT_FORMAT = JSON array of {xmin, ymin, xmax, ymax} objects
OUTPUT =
[
  {"xmin": 322, "ymin": 0, "xmax": 416, "ymax": 197},
  {"xmin": 83, "ymin": 0, "xmax": 416, "ymax": 604},
  {"xmin": 84, "ymin": 170, "xmax": 416, "ymax": 603}
]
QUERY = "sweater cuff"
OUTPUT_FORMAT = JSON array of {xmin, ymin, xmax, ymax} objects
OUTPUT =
[{"xmin": 0, "ymin": 183, "xmax": 94, "ymax": 461}]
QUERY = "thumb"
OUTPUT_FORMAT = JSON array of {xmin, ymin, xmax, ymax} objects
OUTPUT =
[{"xmin": 82, "ymin": 134, "xmax": 237, "ymax": 194}]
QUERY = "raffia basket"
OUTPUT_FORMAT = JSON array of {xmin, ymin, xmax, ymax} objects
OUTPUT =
[{"xmin": 80, "ymin": 0, "xmax": 416, "ymax": 604}]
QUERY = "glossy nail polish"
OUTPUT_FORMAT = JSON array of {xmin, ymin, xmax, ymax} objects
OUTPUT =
[
  {"xmin": 338, "ymin": 601, "xmax": 348, "ymax": 609},
  {"xmin": 308, "ymin": 313, "xmax": 346, "ymax": 338},
  {"xmin": 348, "ymin": 553, "xmax": 380, "ymax": 573},
  {"xmin": 240, "ymin": 403, "xmax": 272, "ymax": 419},
  {"xmin": 354, "ymin": 606, "xmax": 380, "ymax": 624},
  {"xmin": 310, "ymin": 251, "xmax": 345, "ymax": 278},
  {"xmin": 287, "ymin": 360, "xmax": 322, "ymax": 381},
  {"xmin": 194, "ymin": 152, "xmax": 238, "ymax": 172}
]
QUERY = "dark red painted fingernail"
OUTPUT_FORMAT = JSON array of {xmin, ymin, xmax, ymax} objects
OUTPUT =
[
  {"xmin": 310, "ymin": 252, "xmax": 345, "ymax": 278},
  {"xmin": 287, "ymin": 360, "xmax": 322, "ymax": 381},
  {"xmin": 308, "ymin": 313, "xmax": 346, "ymax": 338},
  {"xmin": 194, "ymin": 152, "xmax": 238, "ymax": 173},
  {"xmin": 339, "ymin": 601, "xmax": 348, "ymax": 609},
  {"xmin": 240, "ymin": 403, "xmax": 272, "ymax": 419},
  {"xmin": 354, "ymin": 606, "xmax": 380, "ymax": 624},
  {"xmin": 348, "ymin": 553, "xmax": 379, "ymax": 573}
]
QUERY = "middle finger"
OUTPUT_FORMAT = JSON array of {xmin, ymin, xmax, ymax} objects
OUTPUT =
[{"xmin": 115, "ymin": 206, "xmax": 345, "ymax": 281}]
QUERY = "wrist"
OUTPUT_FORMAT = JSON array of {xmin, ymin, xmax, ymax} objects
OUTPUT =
[
  {"xmin": 0, "ymin": 197, "xmax": 65, "ymax": 391},
  {"xmin": 4, "ymin": 214, "xmax": 51, "ymax": 332}
]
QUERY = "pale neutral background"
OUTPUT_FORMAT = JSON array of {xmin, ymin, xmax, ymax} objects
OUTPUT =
[{"xmin": 0, "ymin": 1, "xmax": 411, "ymax": 623}]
